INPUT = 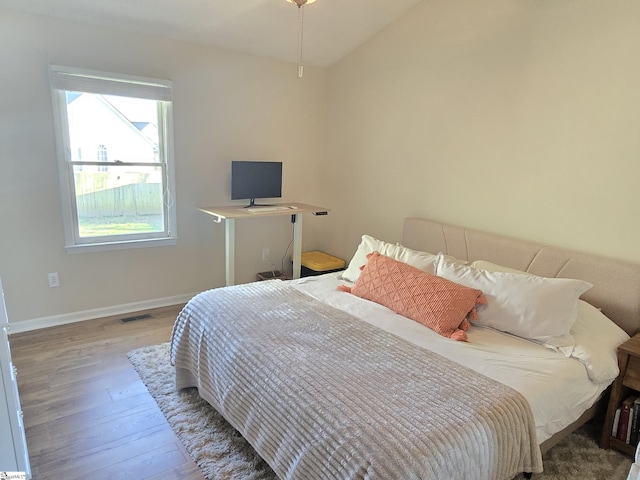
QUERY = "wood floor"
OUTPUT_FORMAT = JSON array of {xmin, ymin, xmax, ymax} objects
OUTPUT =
[{"xmin": 9, "ymin": 305, "xmax": 206, "ymax": 480}]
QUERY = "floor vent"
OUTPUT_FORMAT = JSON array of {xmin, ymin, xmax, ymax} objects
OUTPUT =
[{"xmin": 120, "ymin": 313, "xmax": 153, "ymax": 323}]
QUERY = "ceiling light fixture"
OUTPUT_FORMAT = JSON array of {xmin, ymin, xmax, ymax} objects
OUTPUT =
[{"xmin": 286, "ymin": 0, "xmax": 317, "ymax": 78}]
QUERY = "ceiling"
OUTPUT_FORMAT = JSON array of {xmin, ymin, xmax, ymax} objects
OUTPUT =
[{"xmin": 0, "ymin": 0, "xmax": 424, "ymax": 67}]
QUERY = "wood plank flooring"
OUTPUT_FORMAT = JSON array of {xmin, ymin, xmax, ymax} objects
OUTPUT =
[{"xmin": 9, "ymin": 305, "xmax": 206, "ymax": 480}]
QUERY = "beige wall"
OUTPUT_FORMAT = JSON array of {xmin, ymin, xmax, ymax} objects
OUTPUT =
[
  {"xmin": 322, "ymin": 0, "xmax": 640, "ymax": 266},
  {"xmin": 3, "ymin": 0, "xmax": 640, "ymax": 328},
  {"xmin": 0, "ymin": 9, "xmax": 329, "ymax": 327}
]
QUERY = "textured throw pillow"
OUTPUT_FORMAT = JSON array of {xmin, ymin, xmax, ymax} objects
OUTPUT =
[
  {"xmin": 437, "ymin": 255, "xmax": 592, "ymax": 353},
  {"xmin": 341, "ymin": 235, "xmax": 437, "ymax": 283},
  {"xmin": 339, "ymin": 252, "xmax": 487, "ymax": 341}
]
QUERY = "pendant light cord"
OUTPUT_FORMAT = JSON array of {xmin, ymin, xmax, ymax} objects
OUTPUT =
[{"xmin": 297, "ymin": 4, "xmax": 305, "ymax": 78}]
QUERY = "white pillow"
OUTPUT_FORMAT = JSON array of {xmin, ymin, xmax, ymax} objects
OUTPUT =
[
  {"xmin": 471, "ymin": 259, "xmax": 628, "ymax": 383},
  {"xmin": 341, "ymin": 235, "xmax": 437, "ymax": 283},
  {"xmin": 571, "ymin": 300, "xmax": 629, "ymax": 384},
  {"xmin": 437, "ymin": 254, "xmax": 592, "ymax": 353},
  {"xmin": 470, "ymin": 260, "xmax": 531, "ymax": 275}
]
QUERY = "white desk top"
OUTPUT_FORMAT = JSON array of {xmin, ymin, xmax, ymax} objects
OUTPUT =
[{"xmin": 198, "ymin": 202, "xmax": 329, "ymax": 222}]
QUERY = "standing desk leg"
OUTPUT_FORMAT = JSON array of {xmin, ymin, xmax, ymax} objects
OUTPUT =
[
  {"xmin": 225, "ymin": 218, "xmax": 235, "ymax": 286},
  {"xmin": 292, "ymin": 214, "xmax": 303, "ymax": 279}
]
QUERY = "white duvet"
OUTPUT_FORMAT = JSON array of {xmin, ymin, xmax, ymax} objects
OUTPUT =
[{"xmin": 291, "ymin": 272, "xmax": 628, "ymax": 444}]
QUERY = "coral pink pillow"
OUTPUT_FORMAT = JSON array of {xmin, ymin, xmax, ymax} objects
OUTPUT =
[{"xmin": 339, "ymin": 252, "xmax": 487, "ymax": 341}]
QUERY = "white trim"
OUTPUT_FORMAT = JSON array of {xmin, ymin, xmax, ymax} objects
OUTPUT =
[
  {"xmin": 7, "ymin": 293, "xmax": 196, "ymax": 334},
  {"xmin": 64, "ymin": 236, "xmax": 178, "ymax": 254},
  {"xmin": 50, "ymin": 65, "xmax": 172, "ymax": 101}
]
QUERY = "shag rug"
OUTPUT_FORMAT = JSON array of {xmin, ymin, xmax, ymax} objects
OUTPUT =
[{"xmin": 128, "ymin": 343, "xmax": 633, "ymax": 480}]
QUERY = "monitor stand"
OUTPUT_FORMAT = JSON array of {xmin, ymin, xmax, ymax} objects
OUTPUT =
[{"xmin": 244, "ymin": 198, "xmax": 275, "ymax": 208}]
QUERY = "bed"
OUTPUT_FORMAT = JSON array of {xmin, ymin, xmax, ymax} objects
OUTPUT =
[{"xmin": 171, "ymin": 217, "xmax": 640, "ymax": 479}]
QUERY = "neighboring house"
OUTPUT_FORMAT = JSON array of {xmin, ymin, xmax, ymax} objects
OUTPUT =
[
  {"xmin": 67, "ymin": 92, "xmax": 157, "ymax": 167},
  {"xmin": 66, "ymin": 92, "xmax": 162, "ymax": 218}
]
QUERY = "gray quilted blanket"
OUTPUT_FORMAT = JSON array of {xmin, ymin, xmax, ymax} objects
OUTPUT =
[{"xmin": 171, "ymin": 280, "xmax": 542, "ymax": 479}]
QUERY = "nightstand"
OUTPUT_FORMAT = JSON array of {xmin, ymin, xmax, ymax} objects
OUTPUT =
[{"xmin": 601, "ymin": 334, "xmax": 640, "ymax": 455}]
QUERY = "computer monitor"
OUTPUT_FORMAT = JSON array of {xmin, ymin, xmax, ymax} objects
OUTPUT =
[{"xmin": 231, "ymin": 161, "xmax": 283, "ymax": 207}]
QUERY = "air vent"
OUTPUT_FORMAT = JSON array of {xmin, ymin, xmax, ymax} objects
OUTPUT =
[{"xmin": 120, "ymin": 313, "xmax": 152, "ymax": 323}]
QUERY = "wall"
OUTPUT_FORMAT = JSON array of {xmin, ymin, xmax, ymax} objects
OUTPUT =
[
  {"xmin": 4, "ymin": 1, "xmax": 640, "ymax": 329},
  {"xmin": 0, "ymin": 9, "xmax": 329, "ymax": 328},
  {"xmin": 322, "ymin": 0, "xmax": 640, "ymax": 266}
]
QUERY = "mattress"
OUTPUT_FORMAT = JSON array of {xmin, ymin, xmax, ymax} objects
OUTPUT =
[{"xmin": 290, "ymin": 272, "xmax": 610, "ymax": 444}]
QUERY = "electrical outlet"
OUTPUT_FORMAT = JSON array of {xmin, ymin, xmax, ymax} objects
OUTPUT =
[
  {"xmin": 48, "ymin": 272, "xmax": 60, "ymax": 288},
  {"xmin": 262, "ymin": 248, "xmax": 270, "ymax": 261}
]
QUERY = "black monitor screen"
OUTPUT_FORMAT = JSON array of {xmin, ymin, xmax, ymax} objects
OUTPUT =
[{"xmin": 231, "ymin": 161, "xmax": 283, "ymax": 206}]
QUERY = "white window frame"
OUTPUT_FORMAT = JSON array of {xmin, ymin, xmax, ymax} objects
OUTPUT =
[{"xmin": 49, "ymin": 65, "xmax": 178, "ymax": 253}]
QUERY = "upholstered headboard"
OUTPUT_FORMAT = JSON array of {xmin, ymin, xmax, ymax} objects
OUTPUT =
[{"xmin": 402, "ymin": 217, "xmax": 640, "ymax": 337}]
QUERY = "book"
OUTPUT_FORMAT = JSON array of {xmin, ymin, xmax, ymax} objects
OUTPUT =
[
  {"xmin": 618, "ymin": 395, "xmax": 637, "ymax": 442},
  {"xmin": 631, "ymin": 397, "xmax": 640, "ymax": 445},
  {"xmin": 613, "ymin": 407, "xmax": 621, "ymax": 437}
]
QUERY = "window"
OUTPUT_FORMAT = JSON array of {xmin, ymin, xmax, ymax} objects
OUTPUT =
[
  {"xmin": 50, "ymin": 65, "xmax": 177, "ymax": 252},
  {"xmin": 96, "ymin": 144, "xmax": 108, "ymax": 172}
]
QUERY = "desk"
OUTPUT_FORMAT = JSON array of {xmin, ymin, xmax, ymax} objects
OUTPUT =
[{"xmin": 199, "ymin": 203, "xmax": 329, "ymax": 286}]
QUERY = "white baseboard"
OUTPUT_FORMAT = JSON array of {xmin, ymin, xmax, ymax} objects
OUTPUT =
[{"xmin": 8, "ymin": 293, "xmax": 197, "ymax": 334}]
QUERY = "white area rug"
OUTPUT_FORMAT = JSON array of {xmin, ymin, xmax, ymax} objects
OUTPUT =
[{"xmin": 128, "ymin": 342, "xmax": 632, "ymax": 480}]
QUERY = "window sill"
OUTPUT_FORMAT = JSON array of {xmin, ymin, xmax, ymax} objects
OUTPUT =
[{"xmin": 64, "ymin": 236, "xmax": 178, "ymax": 254}]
